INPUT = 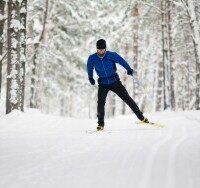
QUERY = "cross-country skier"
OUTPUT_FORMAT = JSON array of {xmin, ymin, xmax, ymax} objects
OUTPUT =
[{"xmin": 87, "ymin": 39, "xmax": 149, "ymax": 131}]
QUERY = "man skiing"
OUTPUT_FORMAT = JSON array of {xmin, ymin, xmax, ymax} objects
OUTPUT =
[{"xmin": 87, "ymin": 39, "xmax": 149, "ymax": 131}]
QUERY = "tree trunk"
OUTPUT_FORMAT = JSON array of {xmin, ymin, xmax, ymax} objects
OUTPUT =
[
  {"xmin": 155, "ymin": 60, "xmax": 164, "ymax": 111},
  {"xmin": 6, "ymin": 0, "xmax": 27, "ymax": 114},
  {"xmin": 161, "ymin": 0, "xmax": 170, "ymax": 110},
  {"xmin": 121, "ymin": 73, "xmax": 126, "ymax": 115},
  {"xmin": 185, "ymin": 61, "xmax": 190, "ymax": 110},
  {"xmin": 167, "ymin": 0, "xmax": 175, "ymax": 110},
  {"xmin": 122, "ymin": 42, "xmax": 128, "ymax": 115},
  {"xmin": 132, "ymin": 3, "xmax": 139, "ymax": 99},
  {"xmin": 182, "ymin": 0, "xmax": 200, "ymax": 109},
  {"xmin": 161, "ymin": 0, "xmax": 166, "ymax": 110},
  {"xmin": 6, "ymin": 0, "xmax": 21, "ymax": 113},
  {"xmin": 30, "ymin": 43, "xmax": 39, "ymax": 108},
  {"xmin": 187, "ymin": 0, "xmax": 200, "ymax": 110},
  {"xmin": 19, "ymin": 0, "xmax": 27, "ymax": 111},
  {"xmin": 60, "ymin": 97, "xmax": 65, "ymax": 116},
  {"xmin": 110, "ymin": 93, "xmax": 116, "ymax": 117},
  {"xmin": 0, "ymin": 0, "xmax": 6, "ymax": 98},
  {"xmin": 30, "ymin": 0, "xmax": 49, "ymax": 108}
]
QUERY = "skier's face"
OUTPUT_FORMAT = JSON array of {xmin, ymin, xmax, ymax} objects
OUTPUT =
[{"xmin": 97, "ymin": 49, "xmax": 106, "ymax": 56}]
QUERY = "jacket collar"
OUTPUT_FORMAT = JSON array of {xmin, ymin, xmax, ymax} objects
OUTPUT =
[{"xmin": 97, "ymin": 51, "xmax": 107, "ymax": 59}]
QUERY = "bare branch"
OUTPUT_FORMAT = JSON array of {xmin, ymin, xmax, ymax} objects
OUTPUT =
[{"xmin": 0, "ymin": 51, "xmax": 7, "ymax": 63}]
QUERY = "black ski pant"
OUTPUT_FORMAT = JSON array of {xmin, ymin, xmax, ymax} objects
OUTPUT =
[{"xmin": 97, "ymin": 80, "xmax": 144, "ymax": 126}]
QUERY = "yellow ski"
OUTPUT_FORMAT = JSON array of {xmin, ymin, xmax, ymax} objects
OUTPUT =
[{"xmin": 136, "ymin": 122, "xmax": 164, "ymax": 128}]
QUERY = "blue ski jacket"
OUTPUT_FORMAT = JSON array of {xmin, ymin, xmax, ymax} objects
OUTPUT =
[{"xmin": 87, "ymin": 51, "xmax": 132, "ymax": 85}]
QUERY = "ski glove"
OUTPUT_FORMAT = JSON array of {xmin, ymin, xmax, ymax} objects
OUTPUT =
[
  {"xmin": 127, "ymin": 68, "xmax": 134, "ymax": 76},
  {"xmin": 89, "ymin": 78, "xmax": 95, "ymax": 85}
]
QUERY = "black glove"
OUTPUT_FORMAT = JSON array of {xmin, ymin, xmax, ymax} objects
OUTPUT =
[
  {"xmin": 127, "ymin": 68, "xmax": 134, "ymax": 76},
  {"xmin": 89, "ymin": 78, "xmax": 95, "ymax": 85}
]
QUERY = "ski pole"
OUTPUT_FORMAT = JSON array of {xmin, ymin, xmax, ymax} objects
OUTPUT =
[
  {"xmin": 132, "ymin": 73, "xmax": 152, "ymax": 103},
  {"xmin": 132, "ymin": 71, "xmax": 146, "ymax": 92}
]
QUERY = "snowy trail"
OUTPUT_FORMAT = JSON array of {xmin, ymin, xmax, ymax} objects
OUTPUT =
[{"xmin": 0, "ymin": 110, "xmax": 200, "ymax": 188}]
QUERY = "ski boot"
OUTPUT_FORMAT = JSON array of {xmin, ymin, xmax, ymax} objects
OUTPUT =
[
  {"xmin": 97, "ymin": 125, "xmax": 104, "ymax": 131},
  {"xmin": 142, "ymin": 117, "xmax": 149, "ymax": 123}
]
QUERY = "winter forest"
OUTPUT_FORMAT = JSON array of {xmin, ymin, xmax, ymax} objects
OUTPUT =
[
  {"xmin": 1, "ymin": 1, "xmax": 200, "ymax": 188},
  {"xmin": 0, "ymin": 0, "xmax": 200, "ymax": 118}
]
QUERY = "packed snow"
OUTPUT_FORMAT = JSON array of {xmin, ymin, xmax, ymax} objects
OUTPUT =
[{"xmin": 0, "ymin": 109, "xmax": 200, "ymax": 188}]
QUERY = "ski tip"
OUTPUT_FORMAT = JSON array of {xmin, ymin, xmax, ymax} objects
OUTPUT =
[{"xmin": 136, "ymin": 121, "xmax": 164, "ymax": 128}]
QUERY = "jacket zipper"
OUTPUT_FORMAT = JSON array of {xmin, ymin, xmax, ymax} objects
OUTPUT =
[{"xmin": 101, "ymin": 58, "xmax": 109, "ymax": 84}]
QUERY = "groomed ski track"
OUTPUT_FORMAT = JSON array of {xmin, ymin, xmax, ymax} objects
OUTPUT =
[{"xmin": 0, "ymin": 110, "xmax": 200, "ymax": 188}]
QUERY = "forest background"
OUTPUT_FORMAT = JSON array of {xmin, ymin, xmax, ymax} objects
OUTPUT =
[{"xmin": 0, "ymin": 0, "xmax": 200, "ymax": 118}]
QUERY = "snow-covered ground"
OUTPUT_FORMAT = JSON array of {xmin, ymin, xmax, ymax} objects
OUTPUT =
[{"xmin": 0, "ymin": 109, "xmax": 200, "ymax": 188}]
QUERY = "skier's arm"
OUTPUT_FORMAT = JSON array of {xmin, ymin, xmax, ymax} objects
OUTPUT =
[
  {"xmin": 114, "ymin": 52, "xmax": 132, "ymax": 70},
  {"xmin": 87, "ymin": 55, "xmax": 94, "ymax": 79}
]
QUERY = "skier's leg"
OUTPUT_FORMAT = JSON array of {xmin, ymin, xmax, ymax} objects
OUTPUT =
[
  {"xmin": 111, "ymin": 81, "xmax": 145, "ymax": 121},
  {"xmin": 97, "ymin": 84, "xmax": 109, "ymax": 126}
]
